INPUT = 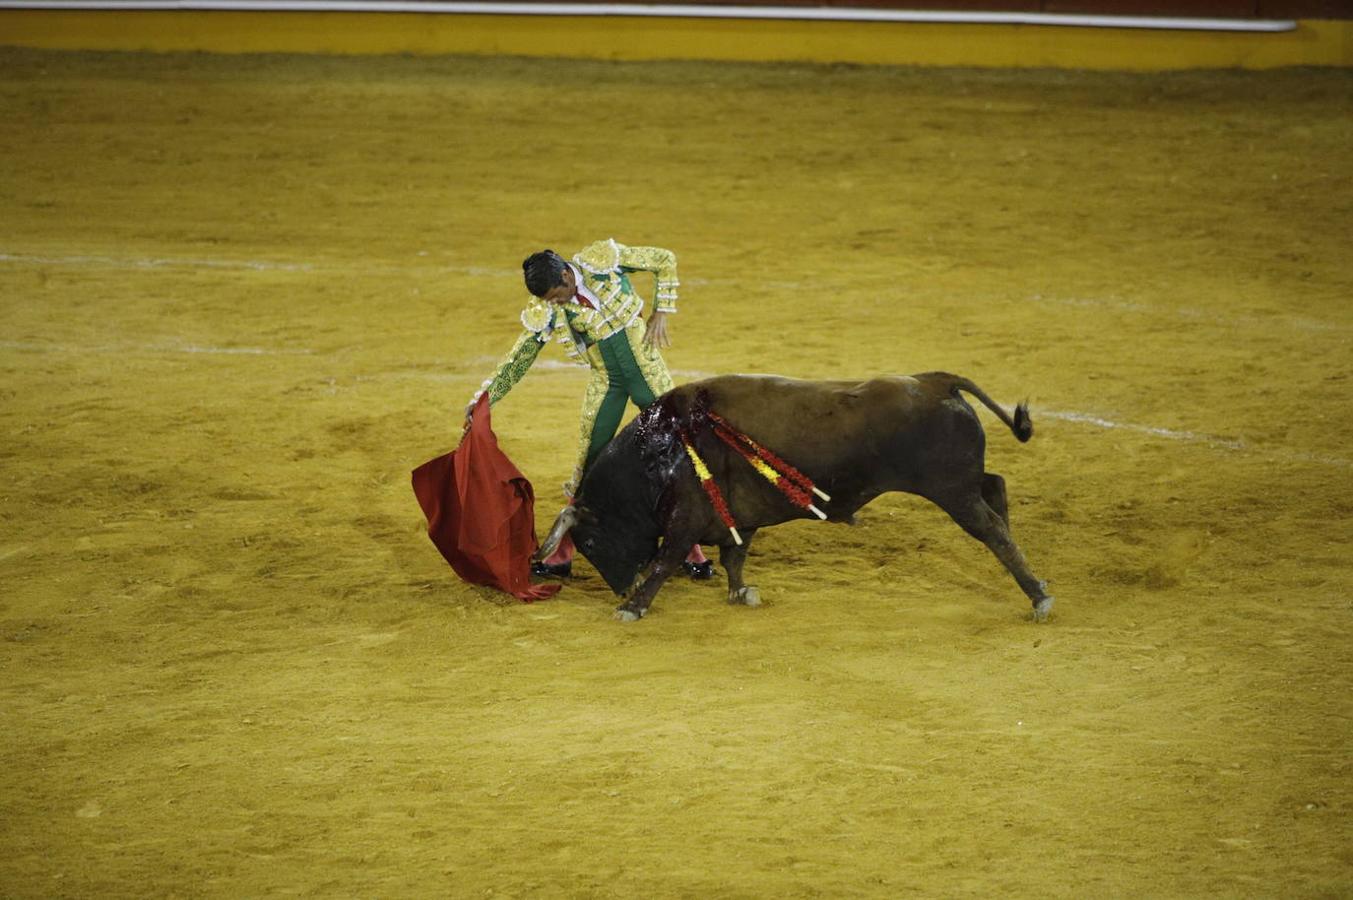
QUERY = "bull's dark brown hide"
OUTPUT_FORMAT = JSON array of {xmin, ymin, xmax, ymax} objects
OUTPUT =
[{"xmin": 547, "ymin": 372, "xmax": 1052, "ymax": 622}]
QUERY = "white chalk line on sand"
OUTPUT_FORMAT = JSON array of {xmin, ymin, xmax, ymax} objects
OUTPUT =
[
  {"xmin": 468, "ymin": 357, "xmax": 716, "ymax": 379},
  {"xmin": 438, "ymin": 366, "xmax": 1342, "ymax": 466},
  {"xmin": 3, "ymin": 332, "xmax": 1346, "ymax": 469},
  {"xmin": 1029, "ymin": 294, "xmax": 1350, "ymax": 335},
  {"xmin": 1041, "ymin": 409, "xmax": 1243, "ymax": 449},
  {"xmin": 6, "ymin": 250, "xmax": 1348, "ymax": 336},
  {"xmin": 1041, "ymin": 408, "xmax": 1352, "ymax": 470},
  {"xmin": 4, "ymin": 252, "xmax": 1348, "ymax": 467},
  {"xmin": 0, "ymin": 251, "xmax": 516, "ymax": 278},
  {"xmin": 0, "ymin": 339, "xmax": 314, "ymax": 356},
  {"xmin": 0, "ymin": 252, "xmax": 317, "ymax": 273}
]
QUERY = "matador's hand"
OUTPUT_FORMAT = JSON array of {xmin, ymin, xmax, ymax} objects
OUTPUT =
[{"xmin": 644, "ymin": 311, "xmax": 672, "ymax": 350}]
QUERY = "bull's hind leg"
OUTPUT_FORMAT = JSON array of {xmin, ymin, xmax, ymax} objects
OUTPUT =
[
  {"xmin": 719, "ymin": 528, "xmax": 760, "ymax": 607},
  {"xmin": 981, "ymin": 473, "xmax": 1010, "ymax": 528},
  {"xmin": 939, "ymin": 492, "xmax": 1054, "ymax": 622}
]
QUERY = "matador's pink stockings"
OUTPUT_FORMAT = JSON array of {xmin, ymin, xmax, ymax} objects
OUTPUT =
[{"xmin": 542, "ymin": 534, "xmax": 707, "ymax": 567}]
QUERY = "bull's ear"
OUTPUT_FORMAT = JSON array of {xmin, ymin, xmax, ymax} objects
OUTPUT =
[
  {"xmin": 575, "ymin": 504, "xmax": 598, "ymax": 526},
  {"xmin": 535, "ymin": 505, "xmax": 579, "ymax": 561}
]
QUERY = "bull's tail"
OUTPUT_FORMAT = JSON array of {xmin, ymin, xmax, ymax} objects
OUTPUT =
[{"xmin": 948, "ymin": 375, "xmax": 1033, "ymax": 443}]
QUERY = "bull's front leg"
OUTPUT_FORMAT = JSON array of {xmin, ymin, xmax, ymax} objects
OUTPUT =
[
  {"xmin": 720, "ymin": 528, "xmax": 760, "ymax": 607},
  {"xmin": 615, "ymin": 536, "xmax": 695, "ymax": 622}
]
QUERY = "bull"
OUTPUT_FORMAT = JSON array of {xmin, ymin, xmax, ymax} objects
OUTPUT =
[{"xmin": 537, "ymin": 372, "xmax": 1054, "ymax": 623}]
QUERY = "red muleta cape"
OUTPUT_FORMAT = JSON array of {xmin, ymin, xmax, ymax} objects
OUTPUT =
[{"xmin": 411, "ymin": 394, "xmax": 560, "ymax": 602}]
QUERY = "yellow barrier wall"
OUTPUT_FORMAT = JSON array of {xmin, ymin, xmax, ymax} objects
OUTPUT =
[{"xmin": 0, "ymin": 9, "xmax": 1350, "ymax": 69}]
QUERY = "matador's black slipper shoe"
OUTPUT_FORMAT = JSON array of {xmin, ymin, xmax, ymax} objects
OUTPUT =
[
  {"xmin": 532, "ymin": 560, "xmax": 573, "ymax": 579},
  {"xmin": 682, "ymin": 560, "xmax": 715, "ymax": 580}
]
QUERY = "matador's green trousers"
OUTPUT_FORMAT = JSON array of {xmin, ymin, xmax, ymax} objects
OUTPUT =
[{"xmin": 568, "ymin": 323, "xmax": 674, "ymax": 497}]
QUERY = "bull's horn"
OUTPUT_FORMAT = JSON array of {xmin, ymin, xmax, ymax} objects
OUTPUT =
[{"xmin": 535, "ymin": 505, "xmax": 580, "ymax": 561}]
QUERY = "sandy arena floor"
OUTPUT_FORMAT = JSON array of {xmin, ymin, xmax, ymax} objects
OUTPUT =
[{"xmin": 0, "ymin": 47, "xmax": 1350, "ymax": 897}]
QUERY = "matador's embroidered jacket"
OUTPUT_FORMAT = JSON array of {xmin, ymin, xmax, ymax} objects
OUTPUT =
[{"xmin": 468, "ymin": 238, "xmax": 679, "ymax": 410}]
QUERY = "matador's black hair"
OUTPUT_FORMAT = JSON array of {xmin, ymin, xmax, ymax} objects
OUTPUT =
[{"xmin": 522, "ymin": 250, "xmax": 569, "ymax": 298}]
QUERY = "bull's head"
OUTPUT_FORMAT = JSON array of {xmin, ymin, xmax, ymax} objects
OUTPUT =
[
  {"xmin": 536, "ymin": 500, "xmax": 659, "ymax": 596},
  {"xmin": 535, "ymin": 399, "xmax": 681, "ymax": 596}
]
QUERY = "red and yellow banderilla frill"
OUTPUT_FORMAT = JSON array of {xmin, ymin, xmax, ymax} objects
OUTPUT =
[
  {"xmin": 707, "ymin": 411, "xmax": 831, "ymax": 518},
  {"xmin": 679, "ymin": 413, "xmax": 831, "ymax": 545},
  {"xmin": 680, "ymin": 427, "xmax": 741, "ymax": 545}
]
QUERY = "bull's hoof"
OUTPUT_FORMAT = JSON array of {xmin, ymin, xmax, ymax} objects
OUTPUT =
[
  {"xmin": 1032, "ymin": 596, "xmax": 1055, "ymax": 623},
  {"xmin": 614, "ymin": 605, "xmax": 647, "ymax": 622},
  {"xmin": 729, "ymin": 586, "xmax": 762, "ymax": 607}
]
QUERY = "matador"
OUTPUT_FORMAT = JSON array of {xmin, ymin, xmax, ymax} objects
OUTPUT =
[{"xmin": 466, "ymin": 238, "xmax": 711, "ymax": 579}]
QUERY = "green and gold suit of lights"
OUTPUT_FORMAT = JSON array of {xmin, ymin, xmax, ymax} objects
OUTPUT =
[{"xmin": 470, "ymin": 239, "xmax": 681, "ymax": 497}]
